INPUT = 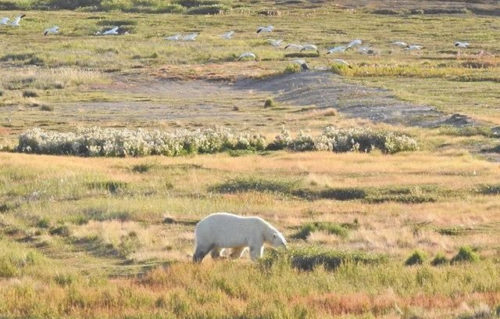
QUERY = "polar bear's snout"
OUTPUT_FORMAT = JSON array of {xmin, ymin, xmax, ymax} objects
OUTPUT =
[{"xmin": 271, "ymin": 232, "xmax": 287, "ymax": 249}]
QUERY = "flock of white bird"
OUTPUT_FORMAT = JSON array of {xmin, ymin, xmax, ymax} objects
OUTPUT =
[
  {"xmin": 1, "ymin": 16, "xmax": 471, "ymax": 69},
  {"xmin": 164, "ymin": 24, "xmax": 470, "ymax": 68}
]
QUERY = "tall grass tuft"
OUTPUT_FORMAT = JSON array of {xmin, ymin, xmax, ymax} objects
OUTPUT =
[
  {"xmin": 405, "ymin": 250, "xmax": 427, "ymax": 266},
  {"xmin": 451, "ymin": 246, "xmax": 479, "ymax": 264}
]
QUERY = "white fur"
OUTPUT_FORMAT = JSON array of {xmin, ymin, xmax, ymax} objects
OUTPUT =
[{"xmin": 193, "ymin": 212, "xmax": 287, "ymax": 262}]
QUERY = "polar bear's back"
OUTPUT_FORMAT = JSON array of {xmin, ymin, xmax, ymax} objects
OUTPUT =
[{"xmin": 195, "ymin": 212, "xmax": 268, "ymax": 248}]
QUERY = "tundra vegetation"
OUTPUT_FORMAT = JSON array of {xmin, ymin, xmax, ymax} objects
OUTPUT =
[{"xmin": 0, "ymin": 0, "xmax": 499, "ymax": 317}]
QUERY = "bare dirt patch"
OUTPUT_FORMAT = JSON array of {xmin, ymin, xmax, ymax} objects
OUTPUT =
[
  {"xmin": 235, "ymin": 72, "xmax": 475, "ymax": 127},
  {"xmin": 71, "ymin": 71, "xmax": 477, "ymax": 129}
]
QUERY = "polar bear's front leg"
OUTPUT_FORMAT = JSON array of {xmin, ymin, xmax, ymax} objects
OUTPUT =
[
  {"xmin": 210, "ymin": 247, "xmax": 222, "ymax": 259},
  {"xmin": 249, "ymin": 244, "xmax": 264, "ymax": 261},
  {"xmin": 193, "ymin": 243, "xmax": 214, "ymax": 263}
]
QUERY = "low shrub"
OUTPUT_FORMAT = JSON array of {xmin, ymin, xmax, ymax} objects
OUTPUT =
[
  {"xmin": 17, "ymin": 126, "xmax": 417, "ymax": 157},
  {"xmin": 36, "ymin": 218, "xmax": 51, "ymax": 229},
  {"xmin": 49, "ymin": 225, "xmax": 71, "ymax": 237},
  {"xmin": 264, "ymin": 98, "xmax": 276, "ymax": 108},
  {"xmin": 186, "ymin": 4, "xmax": 228, "ymax": 14},
  {"xmin": 451, "ymin": 246, "xmax": 479, "ymax": 264},
  {"xmin": 284, "ymin": 63, "xmax": 301, "ymax": 74},
  {"xmin": 22, "ymin": 90, "xmax": 39, "ymax": 98},
  {"xmin": 40, "ymin": 105, "xmax": 54, "ymax": 111},
  {"xmin": 431, "ymin": 253, "xmax": 449, "ymax": 266},
  {"xmin": 118, "ymin": 231, "xmax": 141, "ymax": 257},
  {"xmin": 405, "ymin": 250, "xmax": 426, "ymax": 266},
  {"xmin": 17, "ymin": 127, "xmax": 265, "ymax": 157}
]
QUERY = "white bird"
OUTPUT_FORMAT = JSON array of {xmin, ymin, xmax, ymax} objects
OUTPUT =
[
  {"xmin": 347, "ymin": 39, "xmax": 362, "ymax": 48},
  {"xmin": 292, "ymin": 59, "xmax": 309, "ymax": 70},
  {"xmin": 406, "ymin": 44, "xmax": 423, "ymax": 50},
  {"xmin": 221, "ymin": 31, "xmax": 234, "ymax": 39},
  {"xmin": 101, "ymin": 26, "xmax": 119, "ymax": 35},
  {"xmin": 327, "ymin": 45, "xmax": 346, "ymax": 54},
  {"xmin": 182, "ymin": 33, "xmax": 198, "ymax": 41},
  {"xmin": 257, "ymin": 25, "xmax": 273, "ymax": 34},
  {"xmin": 332, "ymin": 58, "xmax": 352, "ymax": 68},
  {"xmin": 166, "ymin": 34, "xmax": 181, "ymax": 41},
  {"xmin": 238, "ymin": 52, "xmax": 256, "ymax": 60},
  {"xmin": 300, "ymin": 44, "xmax": 319, "ymax": 53},
  {"xmin": 268, "ymin": 39, "xmax": 283, "ymax": 47},
  {"xmin": 10, "ymin": 14, "xmax": 25, "ymax": 27},
  {"xmin": 284, "ymin": 43, "xmax": 304, "ymax": 51},
  {"xmin": 392, "ymin": 41, "xmax": 408, "ymax": 47},
  {"xmin": 44, "ymin": 25, "xmax": 59, "ymax": 36},
  {"xmin": 0, "ymin": 17, "xmax": 9, "ymax": 25},
  {"xmin": 455, "ymin": 41, "xmax": 469, "ymax": 48},
  {"xmin": 358, "ymin": 46, "xmax": 376, "ymax": 55}
]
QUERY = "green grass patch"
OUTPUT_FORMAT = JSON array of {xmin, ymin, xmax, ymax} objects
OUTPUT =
[
  {"xmin": 439, "ymin": 126, "xmax": 496, "ymax": 138},
  {"xmin": 264, "ymin": 98, "xmax": 276, "ymax": 108},
  {"xmin": 476, "ymin": 184, "xmax": 500, "ymax": 195},
  {"xmin": 291, "ymin": 222, "xmax": 351, "ymax": 240},
  {"xmin": 405, "ymin": 250, "xmax": 426, "ymax": 266},
  {"xmin": 451, "ymin": 246, "xmax": 479, "ymax": 264},
  {"xmin": 437, "ymin": 226, "xmax": 471, "ymax": 236},
  {"xmin": 210, "ymin": 177, "xmax": 298, "ymax": 195},
  {"xmin": 293, "ymin": 187, "xmax": 367, "ymax": 201},
  {"xmin": 87, "ymin": 180, "xmax": 128, "ymax": 194},
  {"xmin": 431, "ymin": 253, "xmax": 449, "ymax": 266},
  {"xmin": 365, "ymin": 185, "xmax": 444, "ymax": 204},
  {"xmin": 211, "ymin": 179, "xmax": 454, "ymax": 204}
]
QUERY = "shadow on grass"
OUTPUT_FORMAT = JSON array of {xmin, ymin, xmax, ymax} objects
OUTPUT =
[
  {"xmin": 261, "ymin": 248, "xmax": 386, "ymax": 272},
  {"xmin": 211, "ymin": 177, "xmax": 449, "ymax": 203}
]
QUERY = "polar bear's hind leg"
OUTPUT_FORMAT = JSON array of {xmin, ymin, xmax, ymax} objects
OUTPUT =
[{"xmin": 229, "ymin": 247, "xmax": 245, "ymax": 259}]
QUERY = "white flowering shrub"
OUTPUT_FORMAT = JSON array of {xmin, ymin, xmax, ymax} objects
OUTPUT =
[
  {"xmin": 268, "ymin": 126, "xmax": 418, "ymax": 154},
  {"xmin": 17, "ymin": 127, "xmax": 267, "ymax": 157},
  {"xmin": 17, "ymin": 126, "xmax": 417, "ymax": 157},
  {"xmin": 320, "ymin": 126, "xmax": 418, "ymax": 154},
  {"xmin": 267, "ymin": 127, "xmax": 293, "ymax": 150}
]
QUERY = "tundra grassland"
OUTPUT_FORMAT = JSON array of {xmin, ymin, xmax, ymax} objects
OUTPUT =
[{"xmin": 0, "ymin": 2, "xmax": 499, "ymax": 318}]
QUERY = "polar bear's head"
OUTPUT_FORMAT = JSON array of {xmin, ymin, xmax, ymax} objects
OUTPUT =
[{"xmin": 270, "ymin": 231, "xmax": 287, "ymax": 248}]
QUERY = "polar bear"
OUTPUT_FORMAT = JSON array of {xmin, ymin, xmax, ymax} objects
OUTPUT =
[{"xmin": 193, "ymin": 212, "xmax": 287, "ymax": 263}]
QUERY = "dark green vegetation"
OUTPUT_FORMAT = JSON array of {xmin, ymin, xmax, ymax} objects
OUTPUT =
[
  {"xmin": 0, "ymin": 0, "xmax": 233, "ymax": 13},
  {"xmin": 451, "ymin": 246, "xmax": 480, "ymax": 264},
  {"xmin": 212, "ymin": 177, "xmax": 456, "ymax": 203},
  {"xmin": 405, "ymin": 250, "xmax": 426, "ymax": 266}
]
